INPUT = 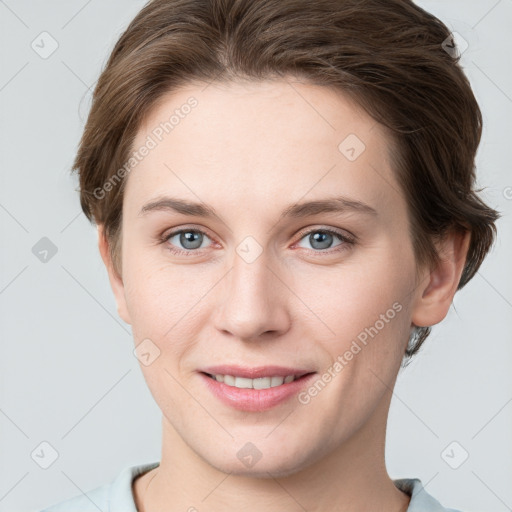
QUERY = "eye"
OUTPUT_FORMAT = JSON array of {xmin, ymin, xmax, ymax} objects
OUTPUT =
[
  {"xmin": 294, "ymin": 227, "xmax": 354, "ymax": 254},
  {"xmin": 159, "ymin": 226, "xmax": 355, "ymax": 257},
  {"xmin": 162, "ymin": 228, "xmax": 213, "ymax": 255}
]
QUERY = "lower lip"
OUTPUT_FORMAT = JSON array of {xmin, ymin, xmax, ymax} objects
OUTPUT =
[{"xmin": 199, "ymin": 372, "xmax": 316, "ymax": 412}]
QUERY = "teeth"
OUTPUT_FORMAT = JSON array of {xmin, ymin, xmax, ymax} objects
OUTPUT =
[{"xmin": 212, "ymin": 374, "xmax": 297, "ymax": 389}]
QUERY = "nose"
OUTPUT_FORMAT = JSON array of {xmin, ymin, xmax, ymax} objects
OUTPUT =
[{"xmin": 213, "ymin": 250, "xmax": 291, "ymax": 341}]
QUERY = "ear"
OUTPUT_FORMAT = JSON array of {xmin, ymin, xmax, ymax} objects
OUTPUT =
[
  {"xmin": 97, "ymin": 225, "xmax": 132, "ymax": 325},
  {"xmin": 411, "ymin": 229, "xmax": 471, "ymax": 328}
]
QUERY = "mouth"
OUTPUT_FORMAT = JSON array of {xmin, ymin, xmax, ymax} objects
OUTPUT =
[
  {"xmin": 198, "ymin": 368, "xmax": 318, "ymax": 412},
  {"xmin": 197, "ymin": 364, "xmax": 318, "ymax": 411},
  {"xmin": 201, "ymin": 371, "xmax": 315, "ymax": 390}
]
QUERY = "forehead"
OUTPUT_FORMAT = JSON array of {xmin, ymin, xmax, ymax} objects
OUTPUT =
[{"xmin": 126, "ymin": 79, "xmax": 404, "ymax": 221}]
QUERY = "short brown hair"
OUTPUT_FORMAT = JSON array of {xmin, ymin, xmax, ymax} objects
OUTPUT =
[{"xmin": 73, "ymin": 0, "xmax": 499, "ymax": 362}]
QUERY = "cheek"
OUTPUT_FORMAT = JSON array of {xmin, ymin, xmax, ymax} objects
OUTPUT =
[
  {"xmin": 122, "ymin": 250, "xmax": 217, "ymax": 348},
  {"xmin": 290, "ymin": 252, "xmax": 414, "ymax": 338}
]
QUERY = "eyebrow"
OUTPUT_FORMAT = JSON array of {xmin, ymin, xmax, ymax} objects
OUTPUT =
[{"xmin": 138, "ymin": 195, "xmax": 378, "ymax": 220}]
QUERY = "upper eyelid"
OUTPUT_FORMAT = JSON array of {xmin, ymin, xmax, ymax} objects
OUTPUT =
[
  {"xmin": 164, "ymin": 225, "xmax": 215, "ymax": 242},
  {"xmin": 295, "ymin": 226, "xmax": 354, "ymax": 241}
]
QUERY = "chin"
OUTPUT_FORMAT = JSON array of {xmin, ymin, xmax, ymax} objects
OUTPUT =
[{"xmin": 203, "ymin": 442, "xmax": 313, "ymax": 479}]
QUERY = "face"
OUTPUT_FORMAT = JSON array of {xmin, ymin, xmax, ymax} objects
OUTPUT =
[{"xmin": 104, "ymin": 79, "xmax": 431, "ymax": 477}]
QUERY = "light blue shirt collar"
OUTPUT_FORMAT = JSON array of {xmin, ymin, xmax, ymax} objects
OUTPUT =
[{"xmin": 42, "ymin": 461, "xmax": 462, "ymax": 512}]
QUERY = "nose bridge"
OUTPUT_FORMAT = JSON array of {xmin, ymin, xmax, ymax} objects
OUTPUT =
[
  {"xmin": 229, "ymin": 231, "xmax": 275, "ymax": 299},
  {"xmin": 229, "ymin": 247, "xmax": 274, "ymax": 314},
  {"xmin": 232, "ymin": 247, "xmax": 271, "ymax": 298},
  {"xmin": 215, "ymin": 243, "xmax": 289, "ymax": 339}
]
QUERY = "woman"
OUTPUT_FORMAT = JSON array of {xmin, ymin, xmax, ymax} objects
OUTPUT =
[{"xmin": 41, "ymin": 0, "xmax": 499, "ymax": 510}]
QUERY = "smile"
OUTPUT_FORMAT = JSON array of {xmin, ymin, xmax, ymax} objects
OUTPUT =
[{"xmin": 205, "ymin": 373, "xmax": 298, "ymax": 389}]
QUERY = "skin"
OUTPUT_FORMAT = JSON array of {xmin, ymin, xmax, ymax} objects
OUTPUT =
[{"xmin": 98, "ymin": 79, "xmax": 470, "ymax": 512}]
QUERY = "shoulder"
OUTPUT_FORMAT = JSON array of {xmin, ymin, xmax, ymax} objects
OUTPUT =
[
  {"xmin": 394, "ymin": 478, "xmax": 465, "ymax": 512},
  {"xmin": 39, "ymin": 461, "xmax": 160, "ymax": 512}
]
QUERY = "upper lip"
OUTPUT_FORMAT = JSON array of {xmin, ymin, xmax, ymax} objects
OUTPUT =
[{"xmin": 200, "ymin": 365, "xmax": 315, "ymax": 379}]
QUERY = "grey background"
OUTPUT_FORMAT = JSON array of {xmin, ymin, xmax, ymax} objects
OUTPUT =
[{"xmin": 1, "ymin": 1, "xmax": 511, "ymax": 511}]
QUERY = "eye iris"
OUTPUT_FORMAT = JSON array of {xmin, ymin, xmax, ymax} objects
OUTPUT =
[
  {"xmin": 180, "ymin": 231, "xmax": 203, "ymax": 250},
  {"xmin": 310, "ymin": 231, "xmax": 333, "ymax": 250}
]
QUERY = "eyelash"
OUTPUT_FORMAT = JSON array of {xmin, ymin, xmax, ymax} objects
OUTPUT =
[{"xmin": 159, "ymin": 226, "xmax": 356, "ymax": 257}]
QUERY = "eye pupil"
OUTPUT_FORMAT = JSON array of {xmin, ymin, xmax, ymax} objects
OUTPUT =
[
  {"xmin": 181, "ymin": 231, "xmax": 203, "ymax": 249},
  {"xmin": 310, "ymin": 231, "xmax": 333, "ymax": 250}
]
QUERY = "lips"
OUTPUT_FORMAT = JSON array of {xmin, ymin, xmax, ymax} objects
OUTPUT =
[
  {"xmin": 197, "ymin": 364, "xmax": 317, "ymax": 412},
  {"xmin": 199, "ymin": 370, "xmax": 317, "ymax": 412}
]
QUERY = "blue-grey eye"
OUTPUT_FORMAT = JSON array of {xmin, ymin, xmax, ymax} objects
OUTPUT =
[
  {"xmin": 167, "ymin": 230, "xmax": 209, "ymax": 250},
  {"xmin": 297, "ymin": 230, "xmax": 344, "ymax": 251}
]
